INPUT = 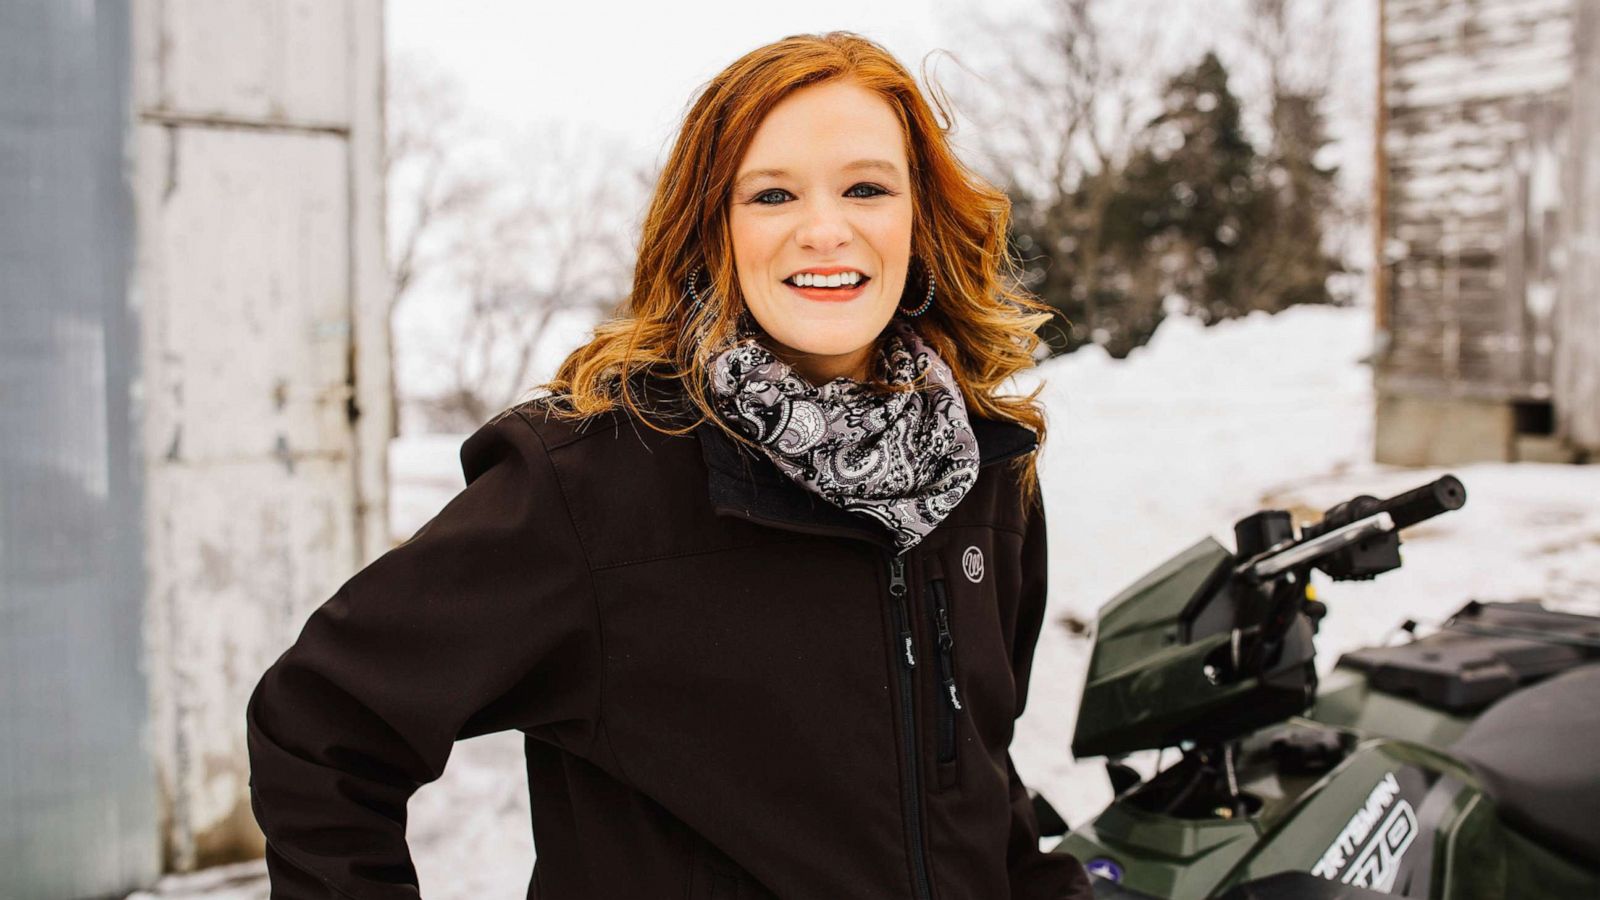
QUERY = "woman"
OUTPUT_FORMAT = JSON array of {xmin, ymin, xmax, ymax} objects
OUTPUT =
[{"xmin": 247, "ymin": 31, "xmax": 1093, "ymax": 900}]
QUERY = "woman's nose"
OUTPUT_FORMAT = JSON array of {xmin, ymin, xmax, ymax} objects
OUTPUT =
[{"xmin": 794, "ymin": 201, "xmax": 852, "ymax": 252}]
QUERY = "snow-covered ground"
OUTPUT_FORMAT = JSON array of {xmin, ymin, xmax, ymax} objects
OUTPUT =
[
  {"xmin": 1007, "ymin": 304, "xmax": 1600, "ymax": 840},
  {"xmin": 130, "ymin": 303, "xmax": 1600, "ymax": 899}
]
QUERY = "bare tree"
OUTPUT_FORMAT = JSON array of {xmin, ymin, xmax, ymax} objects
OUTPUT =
[
  {"xmin": 946, "ymin": 0, "xmax": 1167, "ymax": 351},
  {"xmin": 1229, "ymin": 0, "xmax": 1350, "ymax": 314},
  {"xmin": 385, "ymin": 57, "xmax": 647, "ymax": 432},
  {"xmin": 385, "ymin": 55, "xmax": 494, "ymax": 435},
  {"xmin": 418, "ymin": 123, "xmax": 644, "ymax": 429},
  {"xmin": 387, "ymin": 57, "xmax": 493, "ymax": 314},
  {"xmin": 1241, "ymin": 0, "xmax": 1343, "ymax": 141},
  {"xmin": 1243, "ymin": 0, "xmax": 1372, "ymax": 291}
]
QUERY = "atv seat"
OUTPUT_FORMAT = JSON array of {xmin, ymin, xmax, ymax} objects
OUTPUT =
[{"xmin": 1450, "ymin": 662, "xmax": 1600, "ymax": 864}]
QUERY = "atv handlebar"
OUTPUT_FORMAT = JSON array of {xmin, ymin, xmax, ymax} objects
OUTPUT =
[
  {"xmin": 1301, "ymin": 474, "xmax": 1466, "ymax": 539},
  {"xmin": 1240, "ymin": 512, "xmax": 1395, "ymax": 581},
  {"xmin": 1071, "ymin": 475, "xmax": 1471, "ymax": 761},
  {"xmin": 1373, "ymin": 474, "xmax": 1467, "ymax": 529},
  {"xmin": 1238, "ymin": 474, "xmax": 1466, "ymax": 583}
]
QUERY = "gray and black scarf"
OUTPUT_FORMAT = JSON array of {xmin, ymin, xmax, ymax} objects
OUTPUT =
[{"xmin": 707, "ymin": 318, "xmax": 979, "ymax": 552}]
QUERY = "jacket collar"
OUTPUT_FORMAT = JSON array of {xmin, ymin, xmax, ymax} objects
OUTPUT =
[{"xmin": 695, "ymin": 414, "xmax": 1038, "ymax": 551}]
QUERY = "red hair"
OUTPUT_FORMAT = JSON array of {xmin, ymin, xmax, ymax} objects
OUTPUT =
[{"xmin": 530, "ymin": 31, "xmax": 1052, "ymax": 502}]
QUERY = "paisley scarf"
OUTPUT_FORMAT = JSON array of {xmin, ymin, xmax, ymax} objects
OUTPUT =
[{"xmin": 707, "ymin": 318, "xmax": 980, "ymax": 552}]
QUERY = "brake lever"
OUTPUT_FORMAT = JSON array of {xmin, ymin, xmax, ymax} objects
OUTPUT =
[{"xmin": 1237, "ymin": 511, "xmax": 1396, "ymax": 582}]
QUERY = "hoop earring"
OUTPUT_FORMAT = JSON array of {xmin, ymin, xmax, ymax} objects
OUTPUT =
[
  {"xmin": 899, "ymin": 259, "xmax": 935, "ymax": 317},
  {"xmin": 684, "ymin": 265, "xmax": 711, "ymax": 314}
]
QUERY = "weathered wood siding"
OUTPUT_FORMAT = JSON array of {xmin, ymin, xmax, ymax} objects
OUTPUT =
[
  {"xmin": 130, "ymin": 0, "xmax": 390, "ymax": 871},
  {"xmin": 1554, "ymin": 0, "xmax": 1600, "ymax": 447},
  {"xmin": 1379, "ymin": 0, "xmax": 1575, "ymax": 402}
]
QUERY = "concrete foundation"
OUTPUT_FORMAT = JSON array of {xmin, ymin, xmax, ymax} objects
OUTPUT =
[
  {"xmin": 1376, "ymin": 393, "xmax": 1589, "ymax": 466},
  {"xmin": 1514, "ymin": 434, "xmax": 1588, "ymax": 464},
  {"xmin": 1375, "ymin": 394, "xmax": 1515, "ymax": 466}
]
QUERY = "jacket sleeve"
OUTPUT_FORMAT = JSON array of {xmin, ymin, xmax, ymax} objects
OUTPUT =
[
  {"xmin": 1005, "ymin": 489, "xmax": 1095, "ymax": 900},
  {"xmin": 245, "ymin": 410, "xmax": 598, "ymax": 899}
]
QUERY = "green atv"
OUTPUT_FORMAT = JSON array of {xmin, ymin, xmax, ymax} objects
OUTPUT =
[{"xmin": 1038, "ymin": 475, "xmax": 1600, "ymax": 899}]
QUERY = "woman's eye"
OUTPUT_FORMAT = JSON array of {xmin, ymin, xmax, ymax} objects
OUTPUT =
[
  {"xmin": 846, "ymin": 183, "xmax": 889, "ymax": 198},
  {"xmin": 751, "ymin": 184, "xmax": 890, "ymax": 205}
]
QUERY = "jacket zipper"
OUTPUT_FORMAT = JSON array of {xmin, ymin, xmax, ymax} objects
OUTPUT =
[
  {"xmin": 888, "ymin": 552, "xmax": 934, "ymax": 900},
  {"xmin": 929, "ymin": 578, "xmax": 962, "ymax": 765}
]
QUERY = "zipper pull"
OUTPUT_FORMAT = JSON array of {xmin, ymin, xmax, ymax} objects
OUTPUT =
[
  {"xmin": 889, "ymin": 555, "xmax": 916, "ymax": 668},
  {"xmin": 936, "ymin": 606, "xmax": 954, "ymax": 652},
  {"xmin": 934, "ymin": 672, "xmax": 960, "ymax": 707},
  {"xmin": 942, "ymin": 676, "xmax": 963, "ymax": 711},
  {"xmin": 933, "ymin": 587, "xmax": 962, "ymax": 710}
]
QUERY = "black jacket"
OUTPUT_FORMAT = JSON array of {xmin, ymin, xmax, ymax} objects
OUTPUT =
[{"xmin": 246, "ymin": 388, "xmax": 1093, "ymax": 899}]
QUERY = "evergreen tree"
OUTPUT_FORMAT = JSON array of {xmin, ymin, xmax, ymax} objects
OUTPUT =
[
  {"xmin": 1107, "ymin": 52, "xmax": 1263, "ymax": 332},
  {"xmin": 999, "ymin": 46, "xmax": 1343, "ymax": 360},
  {"xmin": 1233, "ymin": 89, "xmax": 1342, "ymax": 314}
]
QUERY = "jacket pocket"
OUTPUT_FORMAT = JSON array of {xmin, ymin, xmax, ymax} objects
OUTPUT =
[{"xmin": 928, "ymin": 577, "xmax": 963, "ymax": 786}]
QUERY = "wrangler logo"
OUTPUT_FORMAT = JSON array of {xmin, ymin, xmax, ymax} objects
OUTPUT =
[{"xmin": 962, "ymin": 546, "xmax": 984, "ymax": 583}]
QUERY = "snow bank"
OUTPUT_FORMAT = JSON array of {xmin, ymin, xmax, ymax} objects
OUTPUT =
[{"xmin": 1013, "ymin": 303, "xmax": 1598, "ymax": 832}]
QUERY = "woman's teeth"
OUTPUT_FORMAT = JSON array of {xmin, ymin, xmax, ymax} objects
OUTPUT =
[{"xmin": 789, "ymin": 272, "xmax": 865, "ymax": 288}]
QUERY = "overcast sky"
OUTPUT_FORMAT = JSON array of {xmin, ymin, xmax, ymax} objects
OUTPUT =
[
  {"xmin": 385, "ymin": 0, "xmax": 1004, "ymax": 169},
  {"xmin": 387, "ymin": 0, "xmax": 1373, "ymax": 187}
]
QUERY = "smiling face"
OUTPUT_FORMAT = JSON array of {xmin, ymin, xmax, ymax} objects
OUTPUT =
[{"xmin": 727, "ymin": 79, "xmax": 914, "ymax": 386}]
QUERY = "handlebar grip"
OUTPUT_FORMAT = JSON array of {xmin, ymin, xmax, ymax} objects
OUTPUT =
[{"xmin": 1374, "ymin": 474, "xmax": 1466, "ymax": 530}]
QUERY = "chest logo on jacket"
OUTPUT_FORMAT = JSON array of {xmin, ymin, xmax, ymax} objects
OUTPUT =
[{"xmin": 962, "ymin": 546, "xmax": 985, "ymax": 583}]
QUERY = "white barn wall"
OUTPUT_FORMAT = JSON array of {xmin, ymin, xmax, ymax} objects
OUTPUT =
[{"xmin": 129, "ymin": 0, "xmax": 390, "ymax": 870}]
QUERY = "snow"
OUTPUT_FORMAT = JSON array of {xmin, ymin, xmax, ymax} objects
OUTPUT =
[
  {"xmin": 1006, "ymin": 304, "xmax": 1600, "ymax": 841},
  {"xmin": 133, "ymin": 302, "xmax": 1600, "ymax": 898}
]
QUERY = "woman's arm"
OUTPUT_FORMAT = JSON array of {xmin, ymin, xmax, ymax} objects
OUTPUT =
[
  {"xmin": 1005, "ymin": 490, "xmax": 1095, "ymax": 900},
  {"xmin": 245, "ymin": 410, "xmax": 598, "ymax": 899}
]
